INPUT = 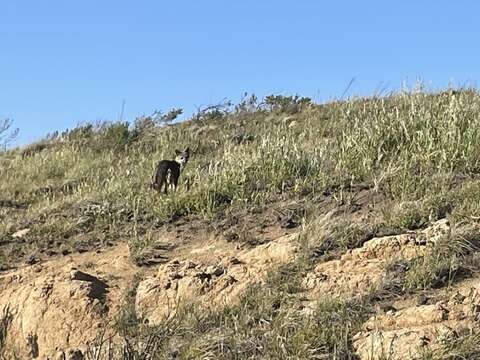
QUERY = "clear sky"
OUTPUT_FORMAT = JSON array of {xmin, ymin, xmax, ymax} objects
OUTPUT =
[{"xmin": 1, "ymin": 1, "xmax": 479, "ymax": 145}]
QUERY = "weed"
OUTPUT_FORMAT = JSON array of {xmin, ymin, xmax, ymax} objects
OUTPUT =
[
  {"xmin": 418, "ymin": 330, "xmax": 480, "ymax": 360},
  {"xmin": 404, "ymin": 223, "xmax": 478, "ymax": 292},
  {"xmin": 0, "ymin": 306, "xmax": 13, "ymax": 356}
]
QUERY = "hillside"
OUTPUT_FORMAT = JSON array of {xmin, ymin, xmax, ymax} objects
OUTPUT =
[{"xmin": 1, "ymin": 90, "xmax": 480, "ymax": 359}]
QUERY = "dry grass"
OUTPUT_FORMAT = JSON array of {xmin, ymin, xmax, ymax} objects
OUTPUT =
[{"xmin": 3, "ymin": 88, "xmax": 480, "ymax": 358}]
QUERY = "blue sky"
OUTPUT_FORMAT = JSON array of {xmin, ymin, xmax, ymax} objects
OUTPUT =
[{"xmin": 1, "ymin": 1, "xmax": 479, "ymax": 145}]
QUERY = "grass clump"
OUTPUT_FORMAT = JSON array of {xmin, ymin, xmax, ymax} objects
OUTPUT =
[
  {"xmin": 404, "ymin": 223, "xmax": 480, "ymax": 292},
  {"xmin": 109, "ymin": 258, "xmax": 369, "ymax": 360},
  {"xmin": 419, "ymin": 331, "xmax": 480, "ymax": 360},
  {"xmin": 0, "ymin": 306, "xmax": 13, "ymax": 358},
  {"xmin": 173, "ymin": 295, "xmax": 366, "ymax": 360},
  {"xmin": 404, "ymin": 250, "xmax": 461, "ymax": 292}
]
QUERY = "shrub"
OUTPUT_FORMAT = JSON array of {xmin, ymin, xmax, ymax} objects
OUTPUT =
[{"xmin": 264, "ymin": 94, "xmax": 312, "ymax": 113}]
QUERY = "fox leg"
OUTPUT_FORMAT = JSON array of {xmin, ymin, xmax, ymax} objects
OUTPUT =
[{"xmin": 172, "ymin": 174, "xmax": 179, "ymax": 192}]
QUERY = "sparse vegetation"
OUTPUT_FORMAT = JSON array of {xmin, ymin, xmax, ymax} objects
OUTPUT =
[
  {"xmin": 419, "ymin": 331, "xmax": 480, "ymax": 360},
  {"xmin": 0, "ymin": 306, "xmax": 13, "ymax": 358},
  {"xmin": 101, "ymin": 257, "xmax": 370, "ymax": 360},
  {"xmin": 0, "ymin": 119, "xmax": 19, "ymax": 150},
  {"xmin": 404, "ymin": 222, "xmax": 479, "ymax": 292}
]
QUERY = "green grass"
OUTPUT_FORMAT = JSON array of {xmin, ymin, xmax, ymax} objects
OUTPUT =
[{"xmin": 3, "ymin": 88, "xmax": 480, "ymax": 261}]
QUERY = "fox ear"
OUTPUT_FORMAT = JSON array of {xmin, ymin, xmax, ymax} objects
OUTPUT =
[
  {"xmin": 185, "ymin": 147, "xmax": 190, "ymax": 154},
  {"xmin": 175, "ymin": 149, "xmax": 181, "ymax": 155}
]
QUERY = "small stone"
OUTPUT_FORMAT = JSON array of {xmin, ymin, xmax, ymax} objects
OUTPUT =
[
  {"xmin": 45, "ymin": 249, "xmax": 58, "ymax": 256},
  {"xmin": 67, "ymin": 349, "xmax": 84, "ymax": 360},
  {"xmin": 25, "ymin": 255, "xmax": 40, "ymax": 265},
  {"xmin": 435, "ymin": 301, "xmax": 448, "ymax": 310},
  {"xmin": 194, "ymin": 272, "xmax": 211, "ymax": 282},
  {"xmin": 206, "ymin": 266, "xmax": 224, "ymax": 277},
  {"xmin": 70, "ymin": 270, "xmax": 106, "ymax": 287},
  {"xmin": 169, "ymin": 271, "xmax": 183, "ymax": 280},
  {"xmin": 228, "ymin": 257, "xmax": 243, "ymax": 265},
  {"xmin": 417, "ymin": 294, "xmax": 429, "ymax": 305},
  {"xmin": 450, "ymin": 291, "xmax": 466, "ymax": 304},
  {"xmin": 12, "ymin": 228, "xmax": 30, "ymax": 238},
  {"xmin": 182, "ymin": 260, "xmax": 197, "ymax": 270}
]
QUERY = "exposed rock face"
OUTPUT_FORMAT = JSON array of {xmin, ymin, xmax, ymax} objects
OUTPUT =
[
  {"xmin": 136, "ymin": 234, "xmax": 298, "ymax": 324},
  {"xmin": 301, "ymin": 219, "xmax": 477, "ymax": 359},
  {"xmin": 0, "ymin": 233, "xmax": 298, "ymax": 358},
  {"xmin": 0, "ymin": 270, "xmax": 104, "ymax": 359},
  {"xmin": 1, "ymin": 217, "xmax": 476, "ymax": 360},
  {"xmin": 301, "ymin": 219, "xmax": 480, "ymax": 359},
  {"xmin": 353, "ymin": 285, "xmax": 480, "ymax": 360},
  {"xmin": 0, "ymin": 245, "xmax": 135, "ymax": 359},
  {"xmin": 303, "ymin": 220, "xmax": 450, "ymax": 298}
]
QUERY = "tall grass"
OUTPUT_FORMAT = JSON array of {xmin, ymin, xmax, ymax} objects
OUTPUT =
[
  {"xmin": 333, "ymin": 90, "xmax": 480, "ymax": 198},
  {"xmin": 3, "ymin": 88, "xmax": 480, "ymax": 260}
]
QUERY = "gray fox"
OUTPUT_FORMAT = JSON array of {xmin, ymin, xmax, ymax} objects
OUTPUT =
[{"xmin": 151, "ymin": 147, "xmax": 190, "ymax": 194}]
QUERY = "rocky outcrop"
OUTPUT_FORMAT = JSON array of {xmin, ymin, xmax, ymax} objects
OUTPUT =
[
  {"xmin": 353, "ymin": 284, "xmax": 480, "ymax": 359},
  {"xmin": 0, "ymin": 233, "xmax": 298, "ymax": 358},
  {"xmin": 1, "ymin": 217, "xmax": 475, "ymax": 360},
  {"xmin": 303, "ymin": 220, "xmax": 450, "ymax": 298},
  {"xmin": 0, "ymin": 245, "xmax": 135, "ymax": 359},
  {"xmin": 136, "ymin": 234, "xmax": 298, "ymax": 324}
]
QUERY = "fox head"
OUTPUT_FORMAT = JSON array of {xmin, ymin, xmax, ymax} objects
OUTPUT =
[{"xmin": 175, "ymin": 147, "xmax": 190, "ymax": 166}]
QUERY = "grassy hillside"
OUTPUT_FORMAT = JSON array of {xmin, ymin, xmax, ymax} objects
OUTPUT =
[{"xmin": 2, "ymin": 89, "xmax": 480, "ymax": 358}]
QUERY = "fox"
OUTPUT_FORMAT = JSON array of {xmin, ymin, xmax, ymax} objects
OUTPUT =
[{"xmin": 151, "ymin": 147, "xmax": 190, "ymax": 194}]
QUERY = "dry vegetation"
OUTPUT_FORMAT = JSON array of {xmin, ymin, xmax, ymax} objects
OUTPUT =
[{"xmin": 2, "ymin": 88, "xmax": 480, "ymax": 359}]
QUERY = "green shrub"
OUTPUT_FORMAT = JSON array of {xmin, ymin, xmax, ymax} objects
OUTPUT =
[{"xmin": 264, "ymin": 94, "xmax": 312, "ymax": 113}]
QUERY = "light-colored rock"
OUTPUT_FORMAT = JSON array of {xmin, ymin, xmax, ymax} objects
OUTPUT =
[
  {"xmin": 136, "ymin": 234, "xmax": 298, "ymax": 325},
  {"xmin": 0, "ymin": 244, "xmax": 136, "ymax": 359},
  {"xmin": 12, "ymin": 228, "xmax": 30, "ymax": 238},
  {"xmin": 353, "ymin": 286, "xmax": 480, "ymax": 359},
  {"xmin": 206, "ymin": 265, "xmax": 224, "ymax": 277},
  {"xmin": 304, "ymin": 220, "xmax": 450, "ymax": 298}
]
